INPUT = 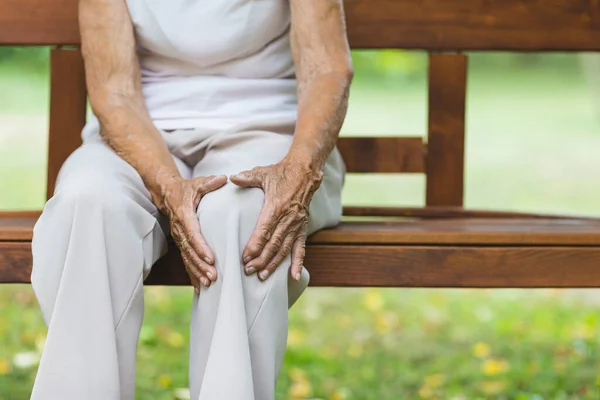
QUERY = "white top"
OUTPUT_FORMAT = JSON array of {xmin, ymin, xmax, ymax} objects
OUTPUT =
[{"xmin": 83, "ymin": 0, "xmax": 297, "ymax": 137}]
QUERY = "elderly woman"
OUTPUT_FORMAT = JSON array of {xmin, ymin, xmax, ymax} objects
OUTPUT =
[{"xmin": 30, "ymin": 0, "xmax": 351, "ymax": 399}]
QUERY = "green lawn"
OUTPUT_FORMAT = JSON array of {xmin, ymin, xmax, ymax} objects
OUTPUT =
[{"xmin": 1, "ymin": 53, "xmax": 600, "ymax": 399}]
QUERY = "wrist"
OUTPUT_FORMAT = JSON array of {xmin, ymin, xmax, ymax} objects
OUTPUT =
[
  {"xmin": 149, "ymin": 170, "xmax": 183, "ymax": 214},
  {"xmin": 284, "ymin": 145, "xmax": 327, "ymax": 176}
]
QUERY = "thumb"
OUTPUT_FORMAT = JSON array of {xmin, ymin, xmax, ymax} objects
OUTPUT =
[
  {"xmin": 230, "ymin": 170, "xmax": 263, "ymax": 188},
  {"xmin": 195, "ymin": 175, "xmax": 228, "ymax": 193}
]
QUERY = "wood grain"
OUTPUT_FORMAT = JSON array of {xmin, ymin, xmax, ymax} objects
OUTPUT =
[
  {"xmin": 425, "ymin": 53, "xmax": 467, "ymax": 207},
  {"xmin": 337, "ymin": 137, "xmax": 425, "ymax": 173},
  {"xmin": 308, "ymin": 220, "xmax": 600, "ymax": 246},
  {"xmin": 342, "ymin": 206, "xmax": 599, "ymax": 220},
  {"xmin": 47, "ymin": 48, "xmax": 87, "ymax": 199},
  {"xmin": 4, "ymin": 242, "xmax": 600, "ymax": 287},
  {"xmin": 4, "ymin": 216, "xmax": 600, "ymax": 246},
  {"xmin": 3, "ymin": 0, "xmax": 600, "ymax": 50}
]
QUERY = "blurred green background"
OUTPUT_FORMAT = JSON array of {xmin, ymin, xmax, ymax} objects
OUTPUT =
[{"xmin": 1, "ymin": 48, "xmax": 600, "ymax": 399}]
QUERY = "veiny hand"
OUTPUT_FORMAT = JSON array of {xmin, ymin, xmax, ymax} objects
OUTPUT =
[
  {"xmin": 160, "ymin": 175, "xmax": 227, "ymax": 293},
  {"xmin": 230, "ymin": 158, "xmax": 323, "ymax": 281}
]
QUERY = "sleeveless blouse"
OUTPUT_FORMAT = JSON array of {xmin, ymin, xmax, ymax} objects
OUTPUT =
[{"xmin": 83, "ymin": 0, "xmax": 297, "ymax": 136}]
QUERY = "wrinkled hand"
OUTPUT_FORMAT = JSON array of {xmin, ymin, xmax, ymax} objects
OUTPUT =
[
  {"xmin": 160, "ymin": 175, "xmax": 227, "ymax": 293},
  {"xmin": 230, "ymin": 158, "xmax": 323, "ymax": 281}
]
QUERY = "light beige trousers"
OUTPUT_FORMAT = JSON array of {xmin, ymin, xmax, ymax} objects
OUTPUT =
[{"xmin": 30, "ymin": 128, "xmax": 344, "ymax": 400}]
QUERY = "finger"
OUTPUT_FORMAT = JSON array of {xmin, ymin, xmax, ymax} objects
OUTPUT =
[
  {"xmin": 229, "ymin": 169, "xmax": 264, "ymax": 188},
  {"xmin": 181, "ymin": 214, "xmax": 219, "ymax": 278},
  {"xmin": 179, "ymin": 242, "xmax": 212, "ymax": 286},
  {"xmin": 242, "ymin": 202, "xmax": 279, "ymax": 263},
  {"xmin": 173, "ymin": 217, "xmax": 218, "ymax": 281},
  {"xmin": 290, "ymin": 235, "xmax": 307, "ymax": 281},
  {"xmin": 257, "ymin": 233, "xmax": 296, "ymax": 281},
  {"xmin": 245, "ymin": 215, "xmax": 296, "ymax": 275},
  {"xmin": 183, "ymin": 244, "xmax": 216, "ymax": 285},
  {"xmin": 197, "ymin": 175, "xmax": 228, "ymax": 193},
  {"xmin": 192, "ymin": 175, "xmax": 228, "ymax": 208},
  {"xmin": 181, "ymin": 253, "xmax": 204, "ymax": 293}
]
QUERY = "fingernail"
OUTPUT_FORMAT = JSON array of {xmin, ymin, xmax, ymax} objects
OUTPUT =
[
  {"xmin": 195, "ymin": 286, "xmax": 200, "ymax": 295},
  {"xmin": 245, "ymin": 266, "xmax": 256, "ymax": 275},
  {"xmin": 206, "ymin": 271, "xmax": 213, "ymax": 280},
  {"xmin": 201, "ymin": 277, "xmax": 209, "ymax": 287},
  {"xmin": 259, "ymin": 270, "xmax": 270, "ymax": 280},
  {"xmin": 243, "ymin": 255, "xmax": 252, "ymax": 263},
  {"xmin": 295, "ymin": 272, "xmax": 301, "ymax": 281},
  {"xmin": 204, "ymin": 257, "xmax": 213, "ymax": 264}
]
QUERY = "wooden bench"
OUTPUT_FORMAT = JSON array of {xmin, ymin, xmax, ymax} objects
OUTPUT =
[{"xmin": 2, "ymin": 0, "xmax": 600, "ymax": 288}]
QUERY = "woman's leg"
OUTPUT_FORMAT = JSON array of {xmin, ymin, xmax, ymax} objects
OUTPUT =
[
  {"xmin": 187, "ymin": 131, "xmax": 344, "ymax": 400},
  {"xmin": 30, "ymin": 140, "xmax": 187, "ymax": 400}
]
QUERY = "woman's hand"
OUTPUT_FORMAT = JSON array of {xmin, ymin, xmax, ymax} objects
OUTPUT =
[
  {"xmin": 230, "ymin": 158, "xmax": 323, "ymax": 281},
  {"xmin": 159, "ymin": 175, "xmax": 228, "ymax": 293}
]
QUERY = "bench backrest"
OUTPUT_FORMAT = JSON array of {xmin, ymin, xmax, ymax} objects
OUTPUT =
[{"xmin": 2, "ymin": 0, "xmax": 600, "ymax": 209}]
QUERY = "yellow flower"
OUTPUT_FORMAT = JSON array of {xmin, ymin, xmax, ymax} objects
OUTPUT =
[
  {"xmin": 157, "ymin": 374, "xmax": 172, "ymax": 388},
  {"xmin": 289, "ymin": 367, "xmax": 307, "ymax": 381},
  {"xmin": 363, "ymin": 289, "xmax": 384, "ymax": 312},
  {"xmin": 347, "ymin": 343, "xmax": 363, "ymax": 358},
  {"xmin": 418, "ymin": 385, "xmax": 433, "ymax": 398},
  {"xmin": 35, "ymin": 335, "xmax": 46, "ymax": 353},
  {"xmin": 482, "ymin": 359, "xmax": 510, "ymax": 376},
  {"xmin": 472, "ymin": 342, "xmax": 491, "ymax": 358},
  {"xmin": 336, "ymin": 315, "xmax": 352, "ymax": 329},
  {"xmin": 424, "ymin": 373, "xmax": 445, "ymax": 388},
  {"xmin": 288, "ymin": 379, "xmax": 312, "ymax": 398},
  {"xmin": 480, "ymin": 380, "xmax": 507, "ymax": 395},
  {"xmin": 287, "ymin": 329, "xmax": 305, "ymax": 347},
  {"xmin": 375, "ymin": 312, "xmax": 398, "ymax": 334},
  {"xmin": 330, "ymin": 387, "xmax": 350, "ymax": 400},
  {"xmin": 0, "ymin": 359, "xmax": 11, "ymax": 375},
  {"xmin": 166, "ymin": 331, "xmax": 185, "ymax": 348},
  {"xmin": 20, "ymin": 331, "xmax": 36, "ymax": 345}
]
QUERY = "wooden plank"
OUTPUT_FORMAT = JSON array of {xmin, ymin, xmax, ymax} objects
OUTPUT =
[
  {"xmin": 308, "ymin": 220, "xmax": 600, "ymax": 246},
  {"xmin": 4, "ymin": 241, "xmax": 600, "ymax": 287},
  {"xmin": 305, "ymin": 245, "xmax": 600, "ymax": 288},
  {"xmin": 342, "ymin": 206, "xmax": 600, "ymax": 220},
  {"xmin": 425, "ymin": 53, "xmax": 467, "ymax": 207},
  {"xmin": 3, "ymin": 0, "xmax": 600, "ymax": 50},
  {"xmin": 337, "ymin": 137, "xmax": 425, "ymax": 173},
  {"xmin": 0, "ymin": 243, "xmax": 33, "ymax": 283},
  {"xmin": 3, "ymin": 216, "xmax": 600, "ymax": 245},
  {"xmin": 0, "ymin": 0, "xmax": 79, "ymax": 45},
  {"xmin": 47, "ymin": 47, "xmax": 86, "ymax": 199}
]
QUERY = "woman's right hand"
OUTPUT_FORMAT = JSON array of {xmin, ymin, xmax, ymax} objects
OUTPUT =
[{"xmin": 157, "ymin": 175, "xmax": 228, "ymax": 293}]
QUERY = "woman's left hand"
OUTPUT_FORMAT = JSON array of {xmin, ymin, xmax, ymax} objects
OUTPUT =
[{"xmin": 230, "ymin": 158, "xmax": 323, "ymax": 281}]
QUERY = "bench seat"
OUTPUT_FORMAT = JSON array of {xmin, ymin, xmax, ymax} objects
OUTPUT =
[{"xmin": 3, "ymin": 213, "xmax": 600, "ymax": 288}]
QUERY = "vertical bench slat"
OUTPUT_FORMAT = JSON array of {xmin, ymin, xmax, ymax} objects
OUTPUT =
[
  {"xmin": 425, "ymin": 53, "xmax": 467, "ymax": 206},
  {"xmin": 47, "ymin": 47, "xmax": 87, "ymax": 199}
]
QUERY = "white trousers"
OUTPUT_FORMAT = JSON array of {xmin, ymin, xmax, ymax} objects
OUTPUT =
[{"xmin": 30, "ymin": 128, "xmax": 344, "ymax": 400}]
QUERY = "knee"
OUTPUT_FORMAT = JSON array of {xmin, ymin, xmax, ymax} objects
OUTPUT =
[
  {"xmin": 196, "ymin": 183, "xmax": 263, "ymax": 253},
  {"xmin": 51, "ymin": 172, "xmax": 132, "ymax": 216}
]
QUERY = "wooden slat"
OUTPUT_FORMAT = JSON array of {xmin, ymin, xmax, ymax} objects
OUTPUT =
[
  {"xmin": 47, "ymin": 47, "xmax": 86, "ymax": 199},
  {"xmin": 4, "ymin": 242, "xmax": 600, "ymax": 287},
  {"xmin": 0, "ymin": 243, "xmax": 32, "ymax": 283},
  {"xmin": 342, "ymin": 206, "xmax": 600, "ymax": 220},
  {"xmin": 3, "ymin": 0, "xmax": 600, "ymax": 50},
  {"xmin": 426, "ymin": 53, "xmax": 467, "ymax": 207},
  {"xmin": 305, "ymin": 245, "xmax": 600, "ymax": 288},
  {"xmin": 308, "ymin": 220, "xmax": 600, "ymax": 246},
  {"xmin": 0, "ymin": 0, "xmax": 79, "ymax": 45},
  {"xmin": 338, "ymin": 137, "xmax": 424, "ymax": 173},
  {"xmin": 4, "ymin": 216, "xmax": 600, "ymax": 246}
]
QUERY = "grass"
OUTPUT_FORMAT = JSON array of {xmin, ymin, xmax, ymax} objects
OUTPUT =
[{"xmin": 1, "ymin": 52, "xmax": 600, "ymax": 399}]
